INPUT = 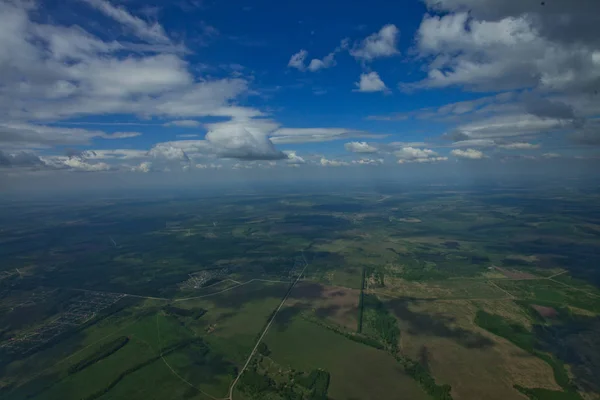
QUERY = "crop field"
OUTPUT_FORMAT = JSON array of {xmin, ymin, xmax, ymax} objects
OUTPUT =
[
  {"xmin": 264, "ymin": 312, "xmax": 429, "ymax": 400},
  {"xmin": 1, "ymin": 185, "xmax": 600, "ymax": 400}
]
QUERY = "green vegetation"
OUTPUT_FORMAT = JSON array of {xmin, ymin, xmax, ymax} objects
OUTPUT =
[
  {"xmin": 163, "ymin": 305, "xmax": 207, "ymax": 319},
  {"xmin": 475, "ymin": 310, "xmax": 582, "ymax": 399},
  {"xmin": 362, "ymin": 294, "xmax": 399, "ymax": 351},
  {"xmin": 297, "ymin": 369, "xmax": 330, "ymax": 400},
  {"xmin": 475, "ymin": 310, "xmax": 535, "ymax": 352},
  {"xmin": 239, "ymin": 369, "xmax": 275, "ymax": 398},
  {"xmin": 357, "ymin": 267, "xmax": 366, "ymax": 333},
  {"xmin": 514, "ymin": 385, "xmax": 584, "ymax": 400},
  {"xmin": 257, "ymin": 342, "xmax": 270, "ymax": 356},
  {"xmin": 401, "ymin": 358, "xmax": 453, "ymax": 400},
  {"xmin": 68, "ymin": 336, "xmax": 129, "ymax": 374},
  {"xmin": 2, "ymin": 187, "xmax": 600, "ymax": 400}
]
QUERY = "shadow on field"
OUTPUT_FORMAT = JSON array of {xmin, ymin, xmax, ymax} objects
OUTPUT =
[
  {"xmin": 314, "ymin": 304, "xmax": 341, "ymax": 318},
  {"xmin": 207, "ymin": 280, "xmax": 327, "ymax": 311},
  {"xmin": 386, "ymin": 298, "xmax": 494, "ymax": 349},
  {"xmin": 273, "ymin": 304, "xmax": 310, "ymax": 331}
]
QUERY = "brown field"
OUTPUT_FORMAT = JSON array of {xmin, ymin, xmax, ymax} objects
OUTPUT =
[
  {"xmin": 287, "ymin": 282, "xmax": 360, "ymax": 330},
  {"xmin": 532, "ymin": 304, "xmax": 558, "ymax": 318},
  {"xmin": 493, "ymin": 266, "xmax": 537, "ymax": 279},
  {"xmin": 375, "ymin": 277, "xmax": 508, "ymax": 300},
  {"xmin": 386, "ymin": 298, "xmax": 561, "ymax": 400}
]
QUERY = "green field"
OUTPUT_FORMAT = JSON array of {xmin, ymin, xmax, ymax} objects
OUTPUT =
[
  {"xmin": 1, "ymin": 187, "xmax": 600, "ymax": 400},
  {"xmin": 264, "ymin": 312, "xmax": 429, "ymax": 400}
]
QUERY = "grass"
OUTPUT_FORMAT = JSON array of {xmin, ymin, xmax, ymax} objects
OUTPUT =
[
  {"xmin": 474, "ymin": 310, "xmax": 582, "ymax": 399},
  {"xmin": 494, "ymin": 280, "xmax": 600, "ymax": 313},
  {"xmin": 394, "ymin": 299, "xmax": 562, "ymax": 400},
  {"xmin": 264, "ymin": 311, "xmax": 429, "ymax": 400},
  {"xmin": 376, "ymin": 277, "xmax": 508, "ymax": 300}
]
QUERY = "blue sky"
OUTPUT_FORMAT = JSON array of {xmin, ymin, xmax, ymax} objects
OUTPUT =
[{"xmin": 0, "ymin": 0, "xmax": 599, "ymax": 180}]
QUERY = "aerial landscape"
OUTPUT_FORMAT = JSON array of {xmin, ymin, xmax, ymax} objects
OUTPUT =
[
  {"xmin": 1, "ymin": 0, "xmax": 599, "ymax": 399},
  {"xmin": 1, "ymin": 183, "xmax": 600, "ymax": 400}
]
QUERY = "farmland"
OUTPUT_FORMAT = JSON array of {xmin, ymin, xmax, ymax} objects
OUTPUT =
[{"xmin": 1, "ymin": 184, "xmax": 600, "ymax": 399}]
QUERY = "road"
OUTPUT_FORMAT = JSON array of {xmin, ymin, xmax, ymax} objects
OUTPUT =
[{"xmin": 227, "ymin": 252, "xmax": 309, "ymax": 400}]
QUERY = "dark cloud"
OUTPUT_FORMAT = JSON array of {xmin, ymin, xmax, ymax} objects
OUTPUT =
[
  {"xmin": 571, "ymin": 127, "xmax": 600, "ymax": 146},
  {"xmin": 523, "ymin": 94, "xmax": 576, "ymax": 120},
  {"xmin": 442, "ymin": 130, "xmax": 470, "ymax": 142},
  {"xmin": 0, "ymin": 150, "xmax": 45, "ymax": 167}
]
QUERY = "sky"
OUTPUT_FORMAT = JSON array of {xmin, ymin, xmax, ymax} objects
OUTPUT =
[{"xmin": 1, "ymin": 0, "xmax": 599, "ymax": 190}]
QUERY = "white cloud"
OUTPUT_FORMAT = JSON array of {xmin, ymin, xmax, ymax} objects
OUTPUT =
[
  {"xmin": 345, "ymin": 141, "xmax": 378, "ymax": 153},
  {"xmin": 307, "ymin": 54, "xmax": 336, "ymax": 72},
  {"xmin": 542, "ymin": 152, "xmax": 561, "ymax": 158},
  {"xmin": 81, "ymin": 0, "xmax": 172, "ymax": 44},
  {"xmin": 395, "ymin": 147, "xmax": 447, "ymax": 163},
  {"xmin": 451, "ymin": 148, "xmax": 486, "ymax": 159},
  {"xmin": 271, "ymin": 128, "xmax": 387, "ymax": 144},
  {"xmin": 80, "ymin": 149, "xmax": 147, "ymax": 159},
  {"xmin": 132, "ymin": 161, "xmax": 152, "ymax": 172},
  {"xmin": 0, "ymin": 123, "xmax": 139, "ymax": 148},
  {"xmin": 449, "ymin": 114, "xmax": 570, "ymax": 140},
  {"xmin": 104, "ymin": 132, "xmax": 142, "ymax": 139},
  {"xmin": 499, "ymin": 142, "xmax": 540, "ymax": 150},
  {"xmin": 320, "ymin": 157, "xmax": 349, "ymax": 167},
  {"xmin": 195, "ymin": 163, "xmax": 222, "ymax": 169},
  {"xmin": 284, "ymin": 151, "xmax": 306, "ymax": 164},
  {"xmin": 354, "ymin": 72, "xmax": 388, "ymax": 92},
  {"xmin": 42, "ymin": 155, "xmax": 112, "ymax": 171},
  {"xmin": 352, "ymin": 158, "xmax": 384, "ymax": 165},
  {"xmin": 148, "ymin": 144, "xmax": 190, "ymax": 161},
  {"xmin": 164, "ymin": 120, "xmax": 201, "ymax": 127},
  {"xmin": 306, "ymin": 39, "xmax": 349, "ymax": 72},
  {"xmin": 451, "ymin": 139, "xmax": 497, "ymax": 148},
  {"xmin": 288, "ymin": 50, "xmax": 308, "ymax": 71},
  {"xmin": 205, "ymin": 121, "xmax": 286, "ymax": 160},
  {"xmin": 350, "ymin": 24, "xmax": 400, "ymax": 61},
  {"xmin": 410, "ymin": 4, "xmax": 600, "ymax": 94},
  {"xmin": 0, "ymin": 2, "xmax": 257, "ymax": 126}
]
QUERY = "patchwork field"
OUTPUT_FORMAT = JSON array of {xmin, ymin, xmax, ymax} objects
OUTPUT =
[{"xmin": 2, "ymin": 187, "xmax": 600, "ymax": 400}]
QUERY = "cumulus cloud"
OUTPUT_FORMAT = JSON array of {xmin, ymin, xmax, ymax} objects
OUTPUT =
[
  {"xmin": 284, "ymin": 151, "xmax": 306, "ymax": 164},
  {"xmin": 288, "ymin": 50, "xmax": 308, "ymax": 71},
  {"xmin": 451, "ymin": 148, "xmax": 486, "ymax": 159},
  {"xmin": 195, "ymin": 163, "xmax": 222, "ymax": 169},
  {"xmin": 395, "ymin": 147, "xmax": 447, "ymax": 163},
  {"xmin": 132, "ymin": 161, "xmax": 152, "ymax": 172},
  {"xmin": 41, "ymin": 154, "xmax": 112, "ymax": 171},
  {"xmin": 205, "ymin": 121, "xmax": 286, "ymax": 160},
  {"xmin": 354, "ymin": 72, "xmax": 388, "ymax": 92},
  {"xmin": 411, "ymin": 2, "xmax": 600, "ymax": 94},
  {"xmin": 164, "ymin": 120, "xmax": 201, "ymax": 127},
  {"xmin": 320, "ymin": 157, "xmax": 350, "ymax": 167},
  {"xmin": 0, "ymin": 2, "xmax": 257, "ymax": 126},
  {"xmin": 0, "ymin": 150, "xmax": 45, "ymax": 167},
  {"xmin": 345, "ymin": 141, "xmax": 378, "ymax": 153},
  {"xmin": 352, "ymin": 158, "xmax": 384, "ymax": 165},
  {"xmin": 290, "ymin": 39, "xmax": 349, "ymax": 72},
  {"xmin": 148, "ymin": 144, "xmax": 190, "ymax": 162},
  {"xmin": 350, "ymin": 24, "xmax": 400, "ymax": 61}
]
